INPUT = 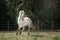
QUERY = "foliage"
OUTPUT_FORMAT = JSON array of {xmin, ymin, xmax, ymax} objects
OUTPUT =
[
  {"xmin": 0, "ymin": 0, "xmax": 60, "ymax": 30},
  {"xmin": 31, "ymin": 0, "xmax": 60, "ymax": 29},
  {"xmin": 0, "ymin": 0, "xmax": 7, "ymax": 17}
]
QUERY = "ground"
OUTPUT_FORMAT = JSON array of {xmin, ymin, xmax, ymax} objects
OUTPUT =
[{"xmin": 0, "ymin": 31, "xmax": 60, "ymax": 40}]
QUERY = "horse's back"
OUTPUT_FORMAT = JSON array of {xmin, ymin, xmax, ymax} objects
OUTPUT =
[{"xmin": 24, "ymin": 17, "xmax": 32, "ymax": 25}]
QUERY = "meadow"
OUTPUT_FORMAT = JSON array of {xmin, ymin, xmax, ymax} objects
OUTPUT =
[{"xmin": 0, "ymin": 31, "xmax": 60, "ymax": 40}]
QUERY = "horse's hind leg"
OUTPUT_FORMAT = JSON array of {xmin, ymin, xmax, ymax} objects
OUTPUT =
[
  {"xmin": 28, "ymin": 27, "xmax": 30, "ymax": 35},
  {"xmin": 28, "ymin": 24, "xmax": 33, "ymax": 35}
]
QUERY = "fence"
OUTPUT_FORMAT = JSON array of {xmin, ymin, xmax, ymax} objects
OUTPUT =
[
  {"xmin": 33, "ymin": 20, "xmax": 60, "ymax": 31},
  {"xmin": 0, "ymin": 18, "xmax": 18, "ymax": 31},
  {"xmin": 0, "ymin": 18, "xmax": 60, "ymax": 31}
]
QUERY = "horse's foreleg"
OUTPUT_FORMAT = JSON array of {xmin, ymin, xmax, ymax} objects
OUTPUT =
[
  {"xmin": 19, "ymin": 28, "xmax": 22, "ymax": 35},
  {"xmin": 16, "ymin": 28, "xmax": 21, "ymax": 35},
  {"xmin": 16, "ymin": 30, "xmax": 18, "ymax": 35},
  {"xmin": 16, "ymin": 28, "xmax": 19, "ymax": 35},
  {"xmin": 22, "ymin": 27, "xmax": 25, "ymax": 32}
]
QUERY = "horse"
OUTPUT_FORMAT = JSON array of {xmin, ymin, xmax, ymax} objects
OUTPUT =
[{"xmin": 16, "ymin": 10, "xmax": 34, "ymax": 35}]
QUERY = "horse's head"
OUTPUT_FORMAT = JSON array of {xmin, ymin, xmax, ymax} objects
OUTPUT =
[{"xmin": 19, "ymin": 10, "xmax": 25, "ymax": 17}]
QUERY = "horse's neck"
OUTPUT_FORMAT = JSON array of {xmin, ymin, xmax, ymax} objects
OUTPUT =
[{"xmin": 18, "ymin": 15, "xmax": 24, "ymax": 20}]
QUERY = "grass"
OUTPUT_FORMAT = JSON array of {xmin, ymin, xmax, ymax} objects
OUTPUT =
[{"xmin": 0, "ymin": 31, "xmax": 60, "ymax": 40}]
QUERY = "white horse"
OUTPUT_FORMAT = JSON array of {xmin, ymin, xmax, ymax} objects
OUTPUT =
[{"xmin": 16, "ymin": 10, "xmax": 34, "ymax": 35}]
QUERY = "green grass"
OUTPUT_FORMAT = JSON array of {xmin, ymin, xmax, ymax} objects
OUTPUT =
[{"xmin": 0, "ymin": 31, "xmax": 60, "ymax": 40}]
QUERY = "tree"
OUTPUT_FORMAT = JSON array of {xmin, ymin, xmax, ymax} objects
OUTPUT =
[{"xmin": 31, "ymin": 0, "xmax": 60, "ymax": 30}]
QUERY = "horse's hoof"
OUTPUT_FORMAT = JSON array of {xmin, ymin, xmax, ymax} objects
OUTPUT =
[
  {"xmin": 19, "ymin": 33, "xmax": 21, "ymax": 35},
  {"xmin": 28, "ymin": 33, "xmax": 29, "ymax": 35},
  {"xmin": 16, "ymin": 33, "xmax": 18, "ymax": 35},
  {"xmin": 19, "ymin": 32, "xmax": 21, "ymax": 35}
]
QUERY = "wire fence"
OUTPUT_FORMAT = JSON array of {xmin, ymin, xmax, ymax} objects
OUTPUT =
[
  {"xmin": 0, "ymin": 18, "xmax": 60, "ymax": 31},
  {"xmin": 0, "ymin": 18, "xmax": 17, "ymax": 31}
]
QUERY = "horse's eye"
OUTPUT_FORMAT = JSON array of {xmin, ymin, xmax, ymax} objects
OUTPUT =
[{"xmin": 22, "ymin": 11, "xmax": 24, "ymax": 14}]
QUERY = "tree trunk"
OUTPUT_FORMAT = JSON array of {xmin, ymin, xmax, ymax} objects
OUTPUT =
[
  {"xmin": 8, "ymin": 20, "xmax": 9, "ymax": 31},
  {"xmin": 51, "ymin": 19, "xmax": 54, "ymax": 31},
  {"xmin": 37, "ymin": 20, "xmax": 39, "ymax": 30}
]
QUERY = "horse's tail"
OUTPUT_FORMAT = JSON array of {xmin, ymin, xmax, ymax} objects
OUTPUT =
[{"xmin": 30, "ymin": 23, "xmax": 36, "ymax": 31}]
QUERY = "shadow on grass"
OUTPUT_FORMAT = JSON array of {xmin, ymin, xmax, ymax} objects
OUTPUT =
[
  {"xmin": 30, "ymin": 34, "xmax": 45, "ymax": 37},
  {"xmin": 53, "ymin": 36, "xmax": 59, "ymax": 40},
  {"xmin": 29, "ymin": 35, "xmax": 46, "ymax": 40}
]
